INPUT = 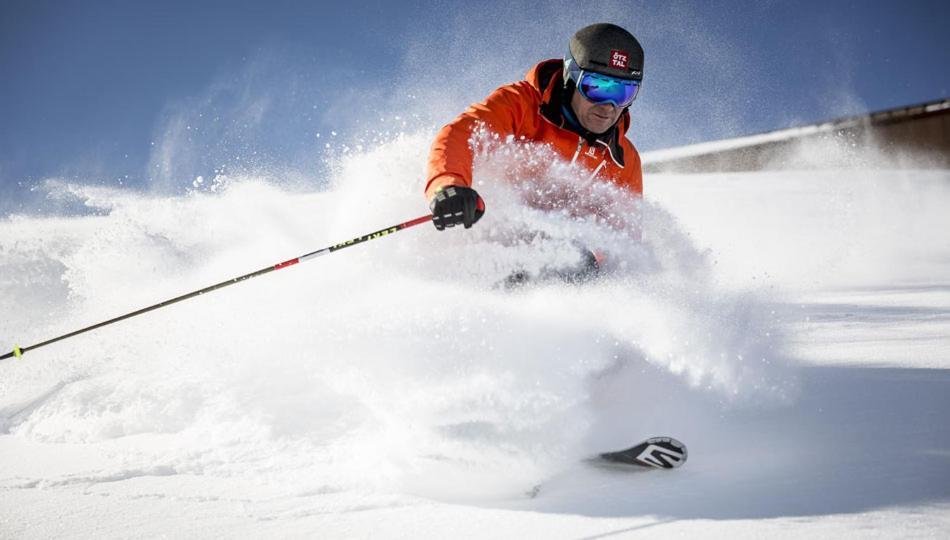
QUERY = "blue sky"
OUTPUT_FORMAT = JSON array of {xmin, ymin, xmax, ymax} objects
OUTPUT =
[{"xmin": 1, "ymin": 0, "xmax": 948, "ymax": 213}]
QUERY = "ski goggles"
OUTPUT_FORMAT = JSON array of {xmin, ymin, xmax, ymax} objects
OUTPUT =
[{"xmin": 567, "ymin": 64, "xmax": 641, "ymax": 107}]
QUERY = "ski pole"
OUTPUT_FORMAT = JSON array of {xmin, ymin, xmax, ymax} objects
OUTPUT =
[{"xmin": 1, "ymin": 214, "xmax": 433, "ymax": 362}]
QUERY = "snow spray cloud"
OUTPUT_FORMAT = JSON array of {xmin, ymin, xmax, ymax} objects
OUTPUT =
[{"xmin": 1, "ymin": 125, "xmax": 797, "ymax": 501}]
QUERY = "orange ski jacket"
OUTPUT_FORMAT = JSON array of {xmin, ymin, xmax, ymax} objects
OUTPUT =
[{"xmin": 425, "ymin": 59, "xmax": 643, "ymax": 202}]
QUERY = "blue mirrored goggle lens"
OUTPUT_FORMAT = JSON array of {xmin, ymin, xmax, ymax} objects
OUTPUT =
[{"xmin": 578, "ymin": 71, "xmax": 640, "ymax": 107}]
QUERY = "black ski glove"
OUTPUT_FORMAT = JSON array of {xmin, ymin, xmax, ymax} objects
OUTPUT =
[{"xmin": 429, "ymin": 186, "xmax": 485, "ymax": 231}]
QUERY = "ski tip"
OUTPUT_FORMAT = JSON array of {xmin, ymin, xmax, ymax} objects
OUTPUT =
[{"xmin": 599, "ymin": 436, "xmax": 688, "ymax": 469}]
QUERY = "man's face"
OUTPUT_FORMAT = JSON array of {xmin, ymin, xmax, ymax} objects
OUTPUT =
[{"xmin": 571, "ymin": 87, "xmax": 623, "ymax": 134}]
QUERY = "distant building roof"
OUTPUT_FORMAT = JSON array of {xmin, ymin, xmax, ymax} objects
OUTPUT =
[{"xmin": 643, "ymin": 98, "xmax": 950, "ymax": 173}]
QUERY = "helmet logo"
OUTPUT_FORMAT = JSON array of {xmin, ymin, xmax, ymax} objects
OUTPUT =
[{"xmin": 609, "ymin": 50, "xmax": 629, "ymax": 70}]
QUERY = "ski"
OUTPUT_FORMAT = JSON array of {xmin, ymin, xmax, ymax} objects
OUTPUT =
[
  {"xmin": 596, "ymin": 436, "xmax": 687, "ymax": 469},
  {"xmin": 526, "ymin": 437, "xmax": 687, "ymax": 498}
]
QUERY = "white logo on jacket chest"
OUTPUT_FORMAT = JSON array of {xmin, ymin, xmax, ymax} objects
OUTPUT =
[{"xmin": 585, "ymin": 146, "xmax": 598, "ymax": 158}]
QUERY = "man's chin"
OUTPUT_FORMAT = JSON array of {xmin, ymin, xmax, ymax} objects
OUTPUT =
[{"xmin": 588, "ymin": 121, "xmax": 612, "ymax": 134}]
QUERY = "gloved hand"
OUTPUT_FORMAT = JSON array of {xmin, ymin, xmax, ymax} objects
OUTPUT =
[{"xmin": 429, "ymin": 186, "xmax": 485, "ymax": 231}]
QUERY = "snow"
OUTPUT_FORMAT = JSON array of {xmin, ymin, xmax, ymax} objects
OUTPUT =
[{"xmin": 1, "ymin": 134, "xmax": 949, "ymax": 538}]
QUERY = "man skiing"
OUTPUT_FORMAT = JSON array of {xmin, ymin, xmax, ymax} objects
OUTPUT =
[{"xmin": 425, "ymin": 23, "xmax": 644, "ymax": 233}]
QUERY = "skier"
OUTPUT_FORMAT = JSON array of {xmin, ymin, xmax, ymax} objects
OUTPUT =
[{"xmin": 425, "ymin": 23, "xmax": 644, "ymax": 234}]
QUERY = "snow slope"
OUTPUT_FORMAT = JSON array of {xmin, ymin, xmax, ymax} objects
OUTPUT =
[{"xmin": 1, "ymin": 135, "xmax": 949, "ymax": 538}]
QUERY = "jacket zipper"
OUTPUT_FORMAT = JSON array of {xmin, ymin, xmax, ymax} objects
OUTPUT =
[
  {"xmin": 570, "ymin": 136, "xmax": 583, "ymax": 165},
  {"xmin": 587, "ymin": 160, "xmax": 607, "ymax": 181}
]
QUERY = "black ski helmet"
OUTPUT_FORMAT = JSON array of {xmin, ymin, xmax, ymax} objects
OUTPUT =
[{"xmin": 565, "ymin": 23, "xmax": 644, "ymax": 81}]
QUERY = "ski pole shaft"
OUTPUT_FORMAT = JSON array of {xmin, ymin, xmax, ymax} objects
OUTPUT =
[{"xmin": 1, "ymin": 214, "xmax": 433, "ymax": 362}]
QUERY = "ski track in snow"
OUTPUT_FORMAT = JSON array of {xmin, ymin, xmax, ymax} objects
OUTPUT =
[{"xmin": 1, "ymin": 136, "xmax": 949, "ymax": 538}]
